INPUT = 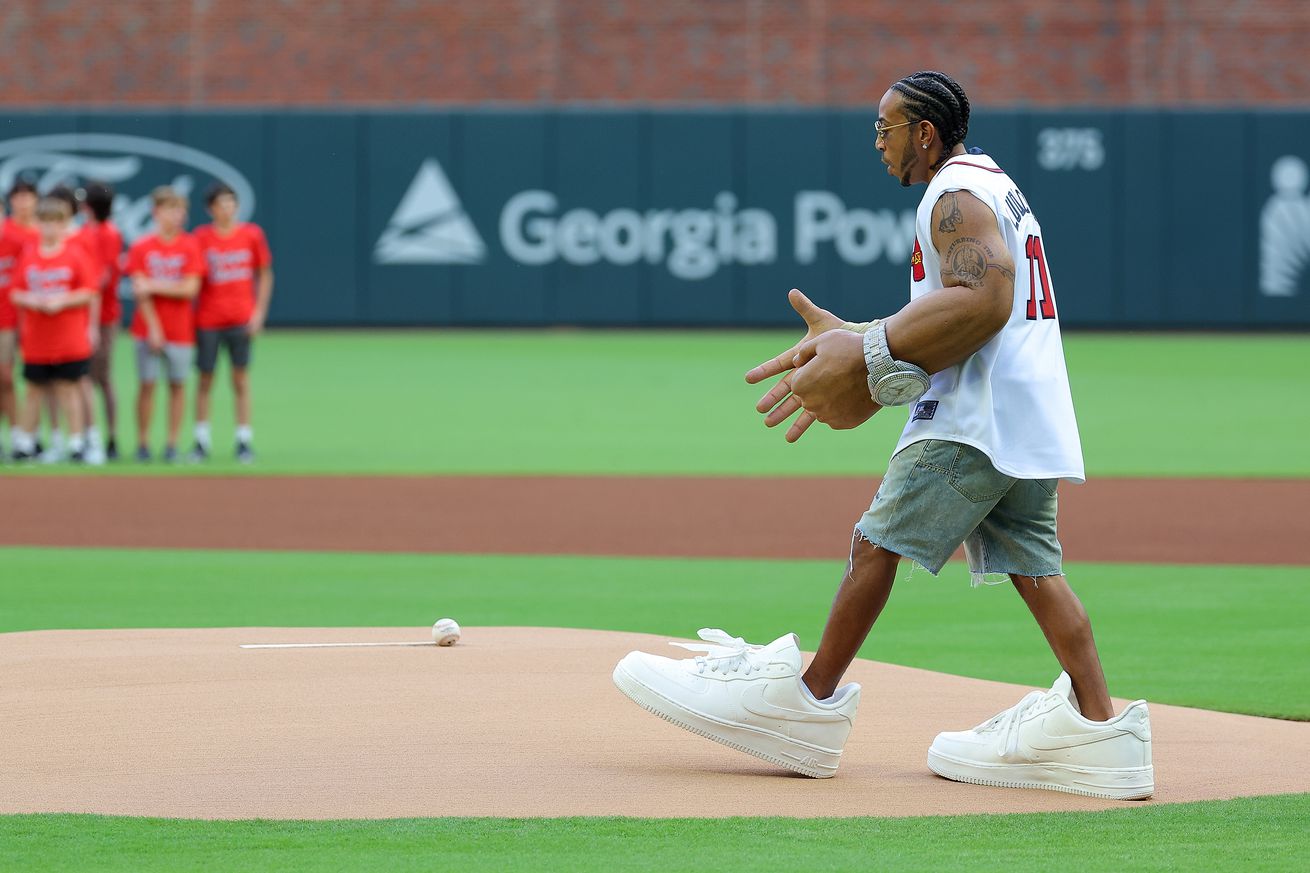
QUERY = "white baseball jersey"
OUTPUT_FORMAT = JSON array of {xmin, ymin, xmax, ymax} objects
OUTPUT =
[{"xmin": 895, "ymin": 152, "xmax": 1085, "ymax": 483}]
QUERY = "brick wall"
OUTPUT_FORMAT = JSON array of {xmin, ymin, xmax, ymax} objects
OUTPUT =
[{"xmin": 2, "ymin": 0, "xmax": 1307, "ymax": 106}]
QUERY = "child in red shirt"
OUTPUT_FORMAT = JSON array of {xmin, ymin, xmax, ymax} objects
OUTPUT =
[
  {"xmin": 128, "ymin": 186, "xmax": 203, "ymax": 462},
  {"xmin": 77, "ymin": 182, "xmax": 125, "ymax": 461},
  {"xmin": 190, "ymin": 182, "xmax": 273, "ymax": 463},
  {"xmin": 0, "ymin": 178, "xmax": 39, "ymax": 458},
  {"xmin": 8, "ymin": 196, "xmax": 97, "ymax": 462},
  {"xmin": 34, "ymin": 183, "xmax": 96, "ymax": 462}
]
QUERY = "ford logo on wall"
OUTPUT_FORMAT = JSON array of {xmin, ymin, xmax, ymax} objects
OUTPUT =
[{"xmin": 0, "ymin": 133, "xmax": 256, "ymax": 242}]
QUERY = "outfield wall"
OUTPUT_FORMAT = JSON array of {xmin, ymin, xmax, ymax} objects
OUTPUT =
[{"xmin": 2, "ymin": 109, "xmax": 1308, "ymax": 328}]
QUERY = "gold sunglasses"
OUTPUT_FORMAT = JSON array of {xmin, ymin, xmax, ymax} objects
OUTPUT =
[{"xmin": 874, "ymin": 119, "xmax": 915, "ymax": 142}]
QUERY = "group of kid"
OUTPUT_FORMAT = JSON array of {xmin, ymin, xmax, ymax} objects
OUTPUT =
[{"xmin": 0, "ymin": 180, "xmax": 272, "ymax": 464}]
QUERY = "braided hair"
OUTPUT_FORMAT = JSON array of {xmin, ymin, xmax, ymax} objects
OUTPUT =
[{"xmin": 891, "ymin": 71, "xmax": 971, "ymax": 169}]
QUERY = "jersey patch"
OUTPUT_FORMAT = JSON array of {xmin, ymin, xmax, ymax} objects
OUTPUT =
[
  {"xmin": 911, "ymin": 237, "xmax": 925, "ymax": 282},
  {"xmin": 911, "ymin": 400, "xmax": 938, "ymax": 421}
]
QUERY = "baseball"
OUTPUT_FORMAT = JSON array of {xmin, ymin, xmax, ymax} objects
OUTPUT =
[{"xmin": 432, "ymin": 618, "xmax": 462, "ymax": 646}]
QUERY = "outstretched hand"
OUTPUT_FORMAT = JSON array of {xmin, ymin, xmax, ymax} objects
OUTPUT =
[
  {"xmin": 744, "ymin": 289, "xmax": 844, "ymax": 386},
  {"xmin": 745, "ymin": 290, "xmax": 882, "ymax": 442},
  {"xmin": 789, "ymin": 330, "xmax": 881, "ymax": 432},
  {"xmin": 757, "ymin": 330, "xmax": 882, "ymax": 442}
]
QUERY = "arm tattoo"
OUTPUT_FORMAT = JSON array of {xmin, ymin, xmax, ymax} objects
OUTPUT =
[
  {"xmin": 936, "ymin": 193, "xmax": 964, "ymax": 233},
  {"xmin": 942, "ymin": 237, "xmax": 1016, "ymax": 289}
]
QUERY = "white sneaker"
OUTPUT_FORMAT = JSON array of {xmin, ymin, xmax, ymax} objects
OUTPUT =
[
  {"xmin": 84, "ymin": 430, "xmax": 106, "ymax": 466},
  {"xmin": 612, "ymin": 628, "xmax": 861, "ymax": 778},
  {"xmin": 927, "ymin": 672, "xmax": 1153, "ymax": 799}
]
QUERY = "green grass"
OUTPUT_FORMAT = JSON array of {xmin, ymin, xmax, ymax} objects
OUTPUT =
[
  {"xmin": 11, "ymin": 330, "xmax": 1308, "ymax": 477},
  {"xmin": 3, "ymin": 547, "xmax": 1306, "ymax": 719},
  {"xmin": 1, "ymin": 794, "xmax": 1307, "ymax": 872},
  {"xmin": 5, "ymin": 328, "xmax": 1307, "ymax": 869}
]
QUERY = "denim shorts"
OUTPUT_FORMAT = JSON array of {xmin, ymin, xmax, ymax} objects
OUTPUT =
[{"xmin": 855, "ymin": 439, "xmax": 1064, "ymax": 585}]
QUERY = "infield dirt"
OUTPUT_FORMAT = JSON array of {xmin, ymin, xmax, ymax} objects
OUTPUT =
[
  {"xmin": 3, "ymin": 473, "xmax": 1306, "ymax": 819},
  {"xmin": 3, "ymin": 626, "xmax": 1308, "ymax": 819},
  {"xmin": 2, "ymin": 475, "xmax": 1306, "ymax": 564}
]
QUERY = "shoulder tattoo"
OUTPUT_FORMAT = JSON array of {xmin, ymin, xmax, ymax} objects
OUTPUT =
[
  {"xmin": 936, "ymin": 193, "xmax": 964, "ymax": 234},
  {"xmin": 941, "ymin": 236, "xmax": 1016, "ymax": 289}
]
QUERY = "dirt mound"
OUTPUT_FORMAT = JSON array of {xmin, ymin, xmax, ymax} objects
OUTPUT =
[{"xmin": 2, "ymin": 626, "xmax": 1305, "ymax": 819}]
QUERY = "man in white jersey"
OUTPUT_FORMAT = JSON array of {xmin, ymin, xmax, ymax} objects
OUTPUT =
[{"xmin": 613, "ymin": 71, "xmax": 1152, "ymax": 800}]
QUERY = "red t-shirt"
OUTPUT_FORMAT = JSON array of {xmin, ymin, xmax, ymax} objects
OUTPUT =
[
  {"xmin": 67, "ymin": 226, "xmax": 101, "ymax": 285},
  {"xmin": 0, "ymin": 220, "xmax": 40, "ymax": 330},
  {"xmin": 193, "ymin": 223, "xmax": 272, "ymax": 330},
  {"xmin": 73, "ymin": 220, "xmax": 125, "ymax": 325},
  {"xmin": 128, "ymin": 233, "xmax": 205, "ymax": 345},
  {"xmin": 11, "ymin": 242, "xmax": 96, "ymax": 364}
]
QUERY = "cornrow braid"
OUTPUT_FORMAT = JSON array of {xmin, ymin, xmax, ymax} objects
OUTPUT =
[{"xmin": 891, "ymin": 71, "xmax": 971, "ymax": 169}]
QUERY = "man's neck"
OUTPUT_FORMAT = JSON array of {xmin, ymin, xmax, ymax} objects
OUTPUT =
[
  {"xmin": 157, "ymin": 228, "xmax": 180, "ymax": 243},
  {"xmin": 38, "ymin": 238, "xmax": 64, "ymax": 256},
  {"xmin": 214, "ymin": 219, "xmax": 238, "ymax": 236},
  {"xmin": 926, "ymin": 145, "xmax": 970, "ymax": 184}
]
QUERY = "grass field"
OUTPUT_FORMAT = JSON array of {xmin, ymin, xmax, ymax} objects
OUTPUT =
[
  {"xmin": 3, "ymin": 330, "xmax": 1308, "ymax": 871},
  {"xmin": 3, "ymin": 795, "xmax": 1306, "ymax": 873},
  {"xmin": 3, "ymin": 548, "xmax": 1307, "ymax": 719},
  {"xmin": 10, "ymin": 330, "xmax": 1308, "ymax": 476}
]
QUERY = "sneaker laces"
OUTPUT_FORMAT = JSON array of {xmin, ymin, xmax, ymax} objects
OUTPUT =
[
  {"xmin": 670, "ymin": 628, "xmax": 767, "ymax": 676},
  {"xmin": 974, "ymin": 690, "xmax": 1046, "ymax": 758}
]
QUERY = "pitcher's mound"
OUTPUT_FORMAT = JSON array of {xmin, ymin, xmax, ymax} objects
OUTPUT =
[{"xmin": 1, "ymin": 626, "xmax": 1305, "ymax": 819}]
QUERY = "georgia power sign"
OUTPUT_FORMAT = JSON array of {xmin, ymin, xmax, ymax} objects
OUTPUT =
[
  {"xmin": 374, "ymin": 157, "xmax": 918, "ymax": 280},
  {"xmin": 0, "ymin": 133, "xmax": 918, "ymax": 282},
  {"xmin": 0, "ymin": 133, "xmax": 255, "ymax": 242}
]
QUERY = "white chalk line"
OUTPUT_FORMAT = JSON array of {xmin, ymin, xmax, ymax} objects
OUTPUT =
[{"xmin": 240, "ymin": 641, "xmax": 437, "ymax": 649}]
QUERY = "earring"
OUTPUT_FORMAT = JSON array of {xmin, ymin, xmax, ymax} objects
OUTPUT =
[{"xmin": 922, "ymin": 144, "xmax": 927, "ymax": 149}]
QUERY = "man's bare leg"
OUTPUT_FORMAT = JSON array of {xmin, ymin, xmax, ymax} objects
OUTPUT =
[
  {"xmin": 802, "ymin": 533, "xmax": 901, "ymax": 700},
  {"xmin": 1010, "ymin": 574, "xmax": 1114, "ymax": 721}
]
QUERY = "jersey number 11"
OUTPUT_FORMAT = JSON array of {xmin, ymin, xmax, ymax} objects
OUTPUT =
[{"xmin": 1025, "ymin": 234, "xmax": 1056, "ymax": 321}]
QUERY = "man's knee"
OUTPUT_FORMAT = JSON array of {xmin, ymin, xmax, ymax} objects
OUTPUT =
[
  {"xmin": 852, "ymin": 530, "xmax": 902, "ymax": 567},
  {"xmin": 1009, "ymin": 573, "xmax": 1067, "ymax": 594}
]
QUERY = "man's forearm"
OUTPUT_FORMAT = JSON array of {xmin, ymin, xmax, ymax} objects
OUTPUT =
[{"xmin": 881, "ymin": 284, "xmax": 1010, "ymax": 375}]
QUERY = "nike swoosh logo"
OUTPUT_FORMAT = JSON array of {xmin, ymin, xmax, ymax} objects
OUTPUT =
[
  {"xmin": 739, "ymin": 683, "xmax": 849, "ymax": 724},
  {"xmin": 1027, "ymin": 716, "xmax": 1138, "ymax": 751}
]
